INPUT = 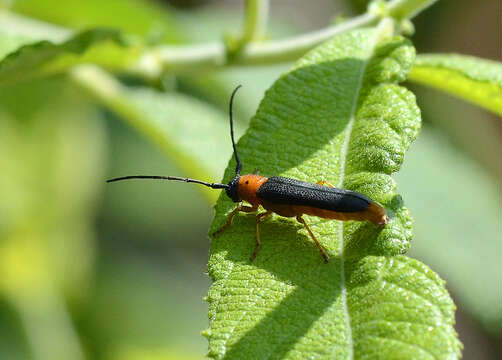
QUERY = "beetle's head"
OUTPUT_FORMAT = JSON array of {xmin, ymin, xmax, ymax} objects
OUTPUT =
[{"xmin": 225, "ymin": 175, "xmax": 241, "ymax": 202}]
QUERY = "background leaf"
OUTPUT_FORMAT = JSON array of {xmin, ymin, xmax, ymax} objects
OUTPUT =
[
  {"xmin": 71, "ymin": 66, "xmax": 238, "ymax": 202},
  {"xmin": 10, "ymin": 0, "xmax": 182, "ymax": 43},
  {"xmin": 207, "ymin": 27, "xmax": 460, "ymax": 359},
  {"xmin": 395, "ymin": 128, "xmax": 502, "ymax": 335},
  {"xmin": 0, "ymin": 31, "xmax": 37, "ymax": 60},
  {"xmin": 0, "ymin": 28, "xmax": 141, "ymax": 85},
  {"xmin": 0, "ymin": 77, "xmax": 105, "ymax": 360},
  {"xmin": 409, "ymin": 54, "xmax": 502, "ymax": 117}
]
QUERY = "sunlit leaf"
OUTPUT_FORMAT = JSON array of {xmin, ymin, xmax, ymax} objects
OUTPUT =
[
  {"xmin": 207, "ymin": 28, "xmax": 461, "ymax": 359},
  {"xmin": 409, "ymin": 54, "xmax": 502, "ymax": 117}
]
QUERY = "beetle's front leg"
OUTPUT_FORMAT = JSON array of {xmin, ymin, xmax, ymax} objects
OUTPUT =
[{"xmin": 213, "ymin": 204, "xmax": 257, "ymax": 236}]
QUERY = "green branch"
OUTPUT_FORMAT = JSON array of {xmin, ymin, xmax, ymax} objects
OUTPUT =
[
  {"xmin": 0, "ymin": 0, "xmax": 438, "ymax": 77},
  {"xmin": 242, "ymin": 0, "xmax": 269, "ymax": 43},
  {"xmin": 150, "ymin": 0, "xmax": 438, "ymax": 71}
]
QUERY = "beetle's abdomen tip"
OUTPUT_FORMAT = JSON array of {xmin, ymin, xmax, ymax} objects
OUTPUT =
[{"xmin": 366, "ymin": 202, "xmax": 388, "ymax": 226}]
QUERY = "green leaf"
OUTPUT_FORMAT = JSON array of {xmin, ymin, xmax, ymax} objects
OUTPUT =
[
  {"xmin": 206, "ymin": 28, "xmax": 461, "ymax": 359},
  {"xmin": 0, "ymin": 28, "xmax": 140, "ymax": 85},
  {"xmin": 11, "ymin": 0, "xmax": 182, "ymax": 43},
  {"xmin": 395, "ymin": 127, "xmax": 502, "ymax": 335},
  {"xmin": 409, "ymin": 54, "xmax": 502, "ymax": 117},
  {"xmin": 0, "ymin": 31, "xmax": 35, "ymax": 60}
]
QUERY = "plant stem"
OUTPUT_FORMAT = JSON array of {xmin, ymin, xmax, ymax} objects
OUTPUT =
[
  {"xmin": 388, "ymin": 0, "xmax": 439, "ymax": 20},
  {"xmin": 242, "ymin": 0, "xmax": 269, "ymax": 43},
  {"xmin": 235, "ymin": 12, "xmax": 374, "ymax": 65},
  {"xmin": 150, "ymin": 12, "xmax": 374, "ymax": 71},
  {"xmin": 0, "ymin": 0, "xmax": 438, "ymax": 76},
  {"xmin": 151, "ymin": 0, "xmax": 438, "ymax": 71}
]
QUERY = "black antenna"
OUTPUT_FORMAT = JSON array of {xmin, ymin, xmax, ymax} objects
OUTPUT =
[
  {"xmin": 107, "ymin": 87, "xmax": 243, "ymax": 188},
  {"xmin": 230, "ymin": 85, "xmax": 242, "ymax": 176},
  {"xmin": 106, "ymin": 175, "xmax": 228, "ymax": 189}
]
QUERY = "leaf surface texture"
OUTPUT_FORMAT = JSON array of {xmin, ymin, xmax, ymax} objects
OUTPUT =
[{"xmin": 207, "ymin": 28, "xmax": 460, "ymax": 359}]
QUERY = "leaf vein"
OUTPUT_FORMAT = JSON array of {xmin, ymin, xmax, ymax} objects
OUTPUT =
[
  {"xmin": 384, "ymin": 281, "xmax": 443, "ymax": 317},
  {"xmin": 363, "ymin": 335, "xmax": 436, "ymax": 360}
]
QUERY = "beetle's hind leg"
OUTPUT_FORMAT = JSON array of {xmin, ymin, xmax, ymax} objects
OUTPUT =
[
  {"xmin": 213, "ymin": 204, "xmax": 257, "ymax": 236},
  {"xmin": 250, "ymin": 211, "xmax": 272, "ymax": 262},
  {"xmin": 296, "ymin": 215, "xmax": 330, "ymax": 263}
]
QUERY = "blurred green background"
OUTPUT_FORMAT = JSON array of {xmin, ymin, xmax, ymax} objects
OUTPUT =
[{"xmin": 0, "ymin": 1, "xmax": 501, "ymax": 359}]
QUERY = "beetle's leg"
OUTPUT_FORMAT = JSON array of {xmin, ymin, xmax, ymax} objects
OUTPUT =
[
  {"xmin": 296, "ymin": 215, "xmax": 330, "ymax": 263},
  {"xmin": 250, "ymin": 211, "xmax": 272, "ymax": 262},
  {"xmin": 213, "ymin": 204, "xmax": 257, "ymax": 236},
  {"xmin": 317, "ymin": 180, "xmax": 336, "ymax": 188}
]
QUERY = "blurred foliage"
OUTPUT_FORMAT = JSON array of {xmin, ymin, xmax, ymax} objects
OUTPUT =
[
  {"xmin": 0, "ymin": 78, "xmax": 104, "ymax": 360},
  {"xmin": 11, "ymin": 0, "xmax": 182, "ymax": 44},
  {"xmin": 73, "ymin": 67, "xmax": 236, "ymax": 203},
  {"xmin": 396, "ymin": 128, "xmax": 502, "ymax": 334},
  {"xmin": 0, "ymin": 29, "xmax": 141, "ymax": 85},
  {"xmin": 0, "ymin": 0, "xmax": 501, "ymax": 359}
]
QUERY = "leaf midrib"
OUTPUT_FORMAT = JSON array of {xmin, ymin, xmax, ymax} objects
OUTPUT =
[{"xmin": 334, "ymin": 29, "xmax": 380, "ymax": 360}]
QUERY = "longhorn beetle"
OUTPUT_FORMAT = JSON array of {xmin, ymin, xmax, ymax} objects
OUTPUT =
[{"xmin": 107, "ymin": 85, "xmax": 388, "ymax": 262}]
